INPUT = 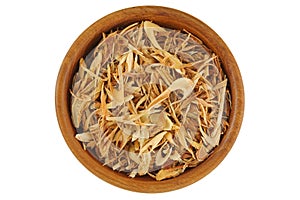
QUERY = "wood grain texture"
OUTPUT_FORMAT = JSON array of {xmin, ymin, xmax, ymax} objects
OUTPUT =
[{"xmin": 55, "ymin": 6, "xmax": 244, "ymax": 193}]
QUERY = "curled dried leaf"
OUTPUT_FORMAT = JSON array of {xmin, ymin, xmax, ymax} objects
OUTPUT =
[
  {"xmin": 156, "ymin": 165, "xmax": 187, "ymax": 181},
  {"xmin": 75, "ymin": 132, "xmax": 93, "ymax": 143},
  {"xmin": 140, "ymin": 131, "xmax": 167, "ymax": 154}
]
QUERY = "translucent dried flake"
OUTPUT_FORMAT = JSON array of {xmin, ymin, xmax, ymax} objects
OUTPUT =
[{"xmin": 155, "ymin": 143, "xmax": 173, "ymax": 166}]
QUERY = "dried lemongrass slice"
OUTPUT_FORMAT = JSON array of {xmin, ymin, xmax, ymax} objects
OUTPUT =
[{"xmin": 70, "ymin": 21, "xmax": 231, "ymax": 181}]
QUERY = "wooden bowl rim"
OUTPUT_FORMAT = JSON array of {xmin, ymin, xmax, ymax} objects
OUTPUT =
[{"xmin": 55, "ymin": 6, "xmax": 244, "ymax": 193}]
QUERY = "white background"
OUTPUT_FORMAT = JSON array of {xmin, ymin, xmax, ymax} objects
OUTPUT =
[{"xmin": 1, "ymin": 0, "xmax": 299, "ymax": 199}]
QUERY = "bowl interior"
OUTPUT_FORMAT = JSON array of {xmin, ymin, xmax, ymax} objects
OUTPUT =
[{"xmin": 55, "ymin": 6, "xmax": 244, "ymax": 193}]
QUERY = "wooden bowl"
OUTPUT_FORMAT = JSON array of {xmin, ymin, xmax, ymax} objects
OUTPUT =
[{"xmin": 55, "ymin": 6, "xmax": 244, "ymax": 193}]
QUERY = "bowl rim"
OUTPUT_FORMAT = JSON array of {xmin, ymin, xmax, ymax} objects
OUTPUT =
[{"xmin": 55, "ymin": 5, "xmax": 244, "ymax": 193}]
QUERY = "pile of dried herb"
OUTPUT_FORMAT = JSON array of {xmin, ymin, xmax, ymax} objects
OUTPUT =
[{"xmin": 70, "ymin": 21, "xmax": 231, "ymax": 181}]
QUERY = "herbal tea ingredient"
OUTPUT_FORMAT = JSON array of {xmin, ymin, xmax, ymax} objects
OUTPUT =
[{"xmin": 70, "ymin": 21, "xmax": 231, "ymax": 181}]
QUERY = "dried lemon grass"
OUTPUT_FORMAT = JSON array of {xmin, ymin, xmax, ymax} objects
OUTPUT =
[{"xmin": 70, "ymin": 21, "xmax": 231, "ymax": 181}]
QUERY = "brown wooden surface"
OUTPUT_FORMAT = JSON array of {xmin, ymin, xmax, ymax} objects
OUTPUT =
[{"xmin": 55, "ymin": 6, "xmax": 244, "ymax": 193}]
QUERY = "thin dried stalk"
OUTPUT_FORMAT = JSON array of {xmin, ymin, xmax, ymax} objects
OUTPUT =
[{"xmin": 70, "ymin": 21, "xmax": 231, "ymax": 181}]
